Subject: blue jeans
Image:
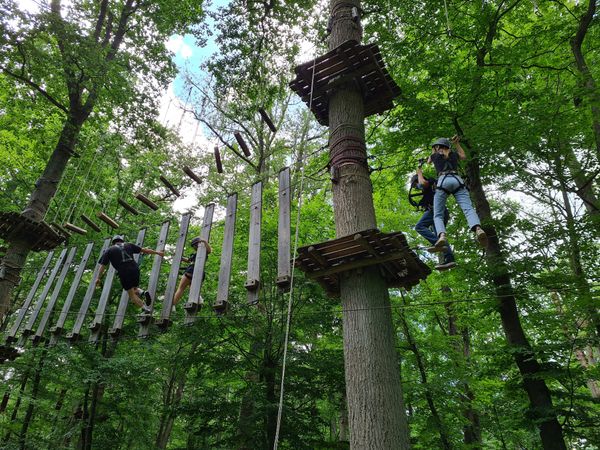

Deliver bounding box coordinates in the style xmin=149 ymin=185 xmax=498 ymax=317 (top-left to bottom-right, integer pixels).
xmin=415 ymin=208 xmax=454 ymax=263
xmin=433 ymin=174 xmax=481 ymax=235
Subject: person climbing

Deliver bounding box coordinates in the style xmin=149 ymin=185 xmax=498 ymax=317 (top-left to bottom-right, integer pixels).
xmin=172 ymin=236 xmax=212 ymax=312
xmin=412 ymin=161 xmax=456 ymax=271
xmin=428 ymin=135 xmax=487 ymax=251
xmin=95 ymin=235 xmax=165 ymax=313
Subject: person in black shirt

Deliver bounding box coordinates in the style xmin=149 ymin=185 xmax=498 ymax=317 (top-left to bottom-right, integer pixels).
xmin=427 ymin=136 xmax=488 ymax=251
xmin=95 ymin=235 xmax=165 ymax=313
xmin=413 ymin=164 xmax=456 ymax=271
xmin=172 ymin=236 xmax=212 ymax=311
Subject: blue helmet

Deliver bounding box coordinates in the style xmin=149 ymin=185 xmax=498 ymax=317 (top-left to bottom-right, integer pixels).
xmin=191 ymin=237 xmax=201 ymax=248
xmin=432 ymin=137 xmax=451 ymax=148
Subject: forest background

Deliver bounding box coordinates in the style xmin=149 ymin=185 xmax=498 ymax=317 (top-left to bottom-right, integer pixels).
xmin=0 ymin=0 xmax=599 ymax=449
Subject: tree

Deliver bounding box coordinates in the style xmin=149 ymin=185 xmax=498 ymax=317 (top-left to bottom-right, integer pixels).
xmin=0 ymin=0 xmax=206 ymax=324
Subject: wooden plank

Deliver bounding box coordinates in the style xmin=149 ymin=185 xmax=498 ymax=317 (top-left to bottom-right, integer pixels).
xmin=64 ymin=222 xmax=87 ymax=235
xmin=156 ymin=212 xmax=191 ymax=329
xmin=138 ymin=221 xmax=170 ymax=337
xmin=214 ymin=194 xmax=237 ymax=313
xmin=184 ymin=204 xmax=215 ymax=324
xmin=5 ymin=252 xmax=54 ymax=344
xmin=80 ymin=214 xmax=102 ymax=232
xmin=49 ymin=242 xmax=94 ymax=346
xmin=67 ymin=238 xmax=110 ymax=342
xmin=159 ymin=176 xmax=181 ymax=197
xmin=19 ymin=248 xmax=69 ymax=342
xmin=108 ymin=229 xmax=146 ymax=339
xmin=277 ymin=168 xmax=291 ymax=290
xmin=118 ymin=198 xmax=140 ymax=215
xmin=245 ymin=182 xmax=262 ymax=305
xmin=258 ymin=108 xmax=277 ymax=132
xmin=234 ymin=132 xmax=251 ymax=157
xmin=214 ymin=146 xmax=223 ymax=174
xmin=135 ymin=193 xmax=159 ymax=211
xmin=32 ymin=247 xmax=78 ymax=344
xmin=97 ymin=212 xmax=119 ymax=228
xmin=87 ymin=262 xmax=117 ymax=343
xmin=183 ymin=166 xmax=202 ymax=184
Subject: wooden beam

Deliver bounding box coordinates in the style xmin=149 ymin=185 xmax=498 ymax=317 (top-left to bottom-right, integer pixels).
xmin=18 ymin=248 xmax=69 ymax=343
xmin=277 ymin=168 xmax=291 ymax=290
xmin=5 ymin=252 xmax=54 ymax=344
xmin=80 ymin=214 xmax=101 ymax=232
xmin=258 ymin=108 xmax=277 ymax=132
xmin=234 ymin=132 xmax=251 ymax=157
xmin=67 ymin=238 xmax=110 ymax=342
xmin=183 ymin=166 xmax=202 ymax=184
xmin=184 ymin=204 xmax=215 ymax=324
xmin=49 ymin=242 xmax=94 ymax=346
xmin=214 ymin=193 xmax=237 ymax=313
xmin=156 ymin=212 xmax=191 ymax=329
xmin=118 ymin=198 xmax=140 ymax=215
xmin=214 ymin=146 xmax=223 ymax=173
xmin=96 ymin=212 xmax=119 ymax=228
xmin=88 ymin=258 xmax=118 ymax=343
xmin=64 ymin=222 xmax=87 ymax=235
xmin=159 ymin=175 xmax=181 ymax=197
xmin=138 ymin=221 xmax=170 ymax=337
xmin=32 ymin=247 xmax=78 ymax=345
xmin=135 ymin=193 xmax=159 ymax=211
xmin=246 ymin=182 xmax=262 ymax=305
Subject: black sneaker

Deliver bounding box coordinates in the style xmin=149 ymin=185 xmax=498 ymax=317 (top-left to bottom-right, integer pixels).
xmin=140 ymin=290 xmax=152 ymax=306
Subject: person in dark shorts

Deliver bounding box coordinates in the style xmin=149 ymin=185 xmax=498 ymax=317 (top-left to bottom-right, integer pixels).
xmin=95 ymin=235 xmax=165 ymax=313
xmin=172 ymin=236 xmax=212 ymax=311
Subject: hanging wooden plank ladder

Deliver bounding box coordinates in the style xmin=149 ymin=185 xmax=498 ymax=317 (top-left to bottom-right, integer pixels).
xmin=184 ymin=204 xmax=215 ymax=324
xmin=214 ymin=193 xmax=237 ymax=313
xmin=245 ymin=181 xmax=262 ymax=305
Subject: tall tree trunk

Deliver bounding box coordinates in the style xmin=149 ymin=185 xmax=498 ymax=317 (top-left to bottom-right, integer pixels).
xmin=264 ymin=357 xmax=277 ymax=450
xmin=0 ymin=117 xmax=83 ymax=325
xmin=461 ymin=141 xmax=566 ymax=450
xmin=571 ymin=0 xmax=600 ymax=161
xmin=557 ymin=167 xmax=600 ymax=340
xmin=328 ymin=1 xmax=410 ymax=447
xmin=564 ymin=148 xmax=600 ymax=221
xmin=18 ymin=349 xmax=48 ymax=450
xmin=2 ymin=370 xmax=30 ymax=445
xmin=399 ymin=309 xmax=452 ymax=449
xmin=444 ymin=294 xmax=481 ymax=448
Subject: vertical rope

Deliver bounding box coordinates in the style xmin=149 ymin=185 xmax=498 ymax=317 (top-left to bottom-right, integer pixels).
xmin=272 ymin=46 xmax=318 ymax=450
xmin=443 ymin=0 xmax=452 ymax=36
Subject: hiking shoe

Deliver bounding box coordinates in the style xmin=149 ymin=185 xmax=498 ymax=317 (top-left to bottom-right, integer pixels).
xmin=435 ymin=261 xmax=457 ymax=271
xmin=141 ymin=304 xmax=152 ymax=314
xmin=140 ymin=290 xmax=152 ymax=306
xmin=428 ymin=235 xmax=448 ymax=253
xmin=475 ymin=227 xmax=488 ymax=248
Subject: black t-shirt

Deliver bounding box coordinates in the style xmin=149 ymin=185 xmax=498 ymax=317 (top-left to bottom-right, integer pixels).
xmin=99 ymin=243 xmax=141 ymax=272
xmin=431 ymin=151 xmax=459 ymax=174
xmin=188 ymin=252 xmax=197 ymax=266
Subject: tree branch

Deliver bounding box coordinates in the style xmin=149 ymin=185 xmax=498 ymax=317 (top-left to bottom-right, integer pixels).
xmin=1 ymin=68 xmax=68 ymax=114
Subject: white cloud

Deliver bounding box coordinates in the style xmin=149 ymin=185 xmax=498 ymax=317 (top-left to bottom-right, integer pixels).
xmin=166 ymin=35 xmax=193 ymax=60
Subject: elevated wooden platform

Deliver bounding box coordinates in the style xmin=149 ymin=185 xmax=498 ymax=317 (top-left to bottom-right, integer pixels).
xmin=289 ymin=40 xmax=401 ymax=126
xmin=295 ymin=229 xmax=429 ymax=296
xmin=0 ymin=212 xmax=66 ymax=251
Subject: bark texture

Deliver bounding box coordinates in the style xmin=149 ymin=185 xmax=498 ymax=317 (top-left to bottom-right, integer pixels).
xmin=328 ymin=2 xmax=410 ymax=447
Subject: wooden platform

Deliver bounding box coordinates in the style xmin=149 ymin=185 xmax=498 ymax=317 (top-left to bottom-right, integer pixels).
xmin=295 ymin=229 xmax=430 ymax=296
xmin=289 ymin=40 xmax=401 ymax=126
xmin=0 ymin=212 xmax=66 ymax=251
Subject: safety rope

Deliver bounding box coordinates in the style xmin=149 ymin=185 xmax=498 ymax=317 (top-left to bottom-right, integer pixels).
xmin=272 ymin=43 xmax=319 ymax=450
